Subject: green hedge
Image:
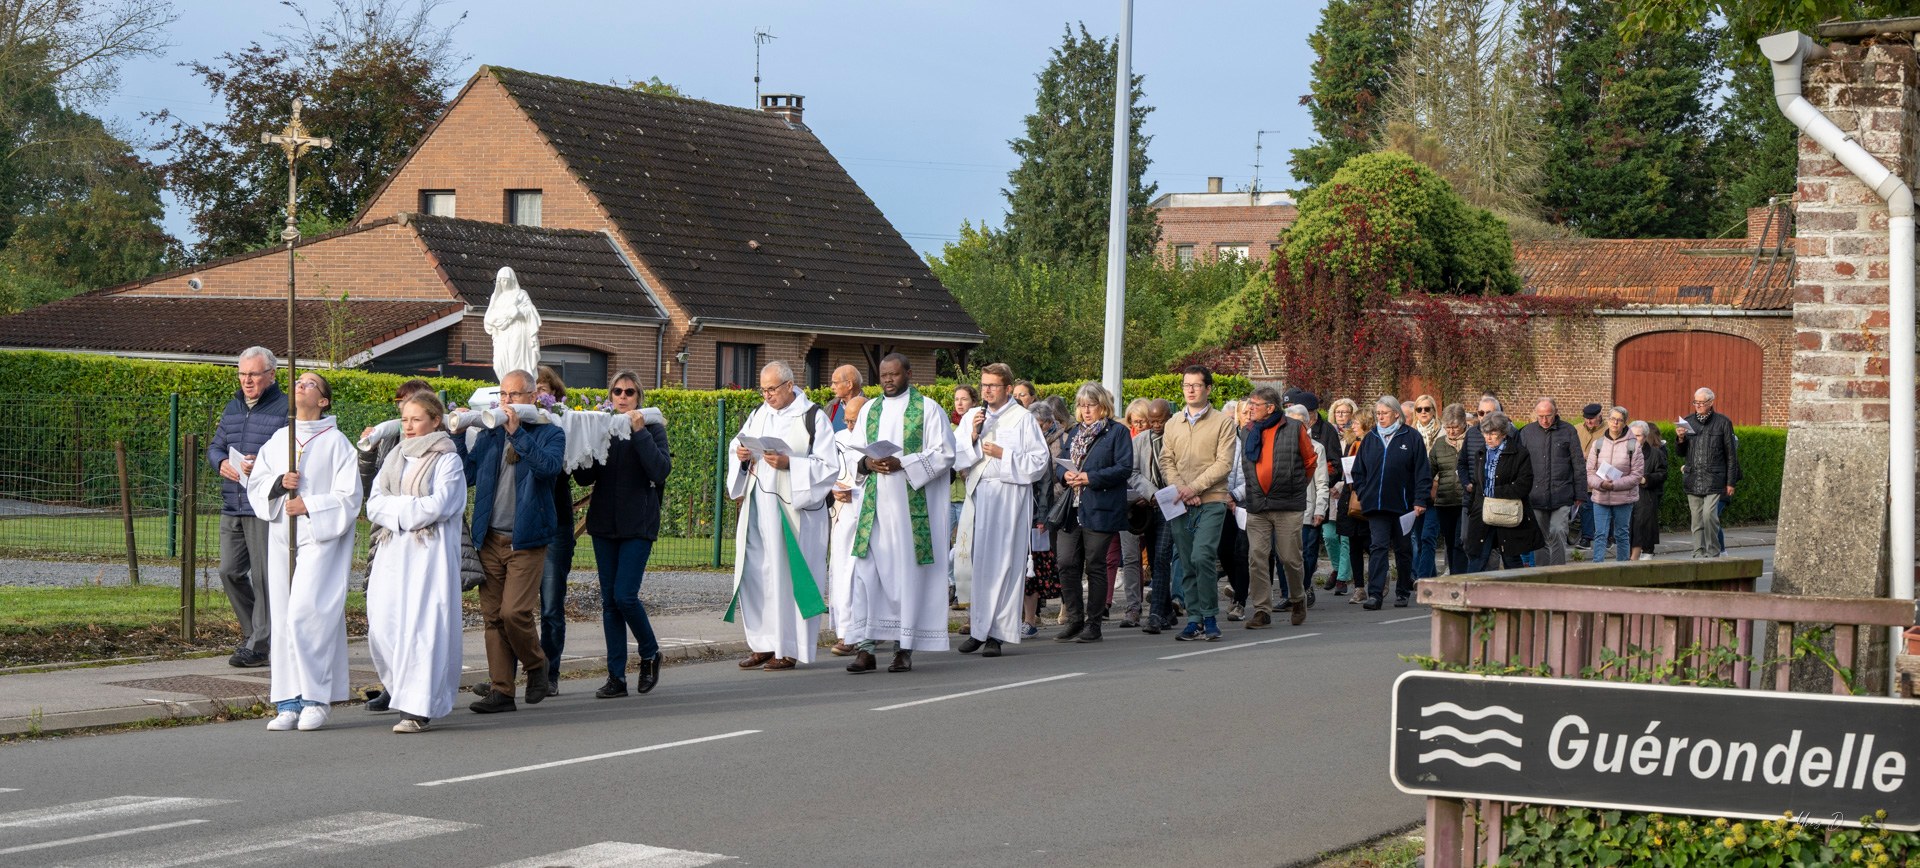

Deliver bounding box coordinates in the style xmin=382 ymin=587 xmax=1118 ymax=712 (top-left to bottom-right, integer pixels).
xmin=1653 ymin=423 xmax=1785 ymax=529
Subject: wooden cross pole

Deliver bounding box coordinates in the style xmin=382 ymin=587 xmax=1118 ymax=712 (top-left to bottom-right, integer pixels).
xmin=259 ymin=97 xmax=331 ymax=572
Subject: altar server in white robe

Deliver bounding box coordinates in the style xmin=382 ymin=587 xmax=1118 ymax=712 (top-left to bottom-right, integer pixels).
xmin=245 ymin=372 xmax=361 ymax=732
xmin=950 ymin=363 xmax=1050 ymax=658
xmin=825 ymin=435 xmax=863 ymax=657
xmin=726 ymin=363 xmax=838 ymax=669
xmin=363 ymin=391 xmax=466 ymax=733
xmin=844 ymin=353 xmax=955 ymax=674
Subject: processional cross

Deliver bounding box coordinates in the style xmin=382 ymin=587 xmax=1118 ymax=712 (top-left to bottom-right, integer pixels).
xmin=259 ymin=98 xmax=331 ymax=571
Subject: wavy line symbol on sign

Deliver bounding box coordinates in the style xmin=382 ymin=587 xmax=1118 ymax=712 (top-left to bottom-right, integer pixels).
xmin=1418 ymin=702 xmax=1524 ymax=771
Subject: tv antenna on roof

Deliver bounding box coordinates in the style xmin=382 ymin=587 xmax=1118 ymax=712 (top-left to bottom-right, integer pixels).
xmin=1251 ymin=129 xmax=1284 ymax=202
xmin=754 ymin=27 xmax=776 ymax=103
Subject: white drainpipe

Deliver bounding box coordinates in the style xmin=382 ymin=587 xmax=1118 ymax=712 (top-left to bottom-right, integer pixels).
xmin=1761 ymin=31 xmax=1917 ymax=695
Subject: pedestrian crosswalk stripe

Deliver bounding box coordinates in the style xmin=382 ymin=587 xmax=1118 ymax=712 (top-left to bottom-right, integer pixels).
xmin=47 ymin=811 xmax=475 ymax=868
xmin=0 ymin=819 xmax=207 ymax=857
xmin=0 ymin=797 xmax=230 ymax=830
xmin=486 ymin=842 xmax=732 ymax=867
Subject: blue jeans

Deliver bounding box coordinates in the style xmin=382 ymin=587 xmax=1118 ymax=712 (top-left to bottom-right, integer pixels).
xmin=592 ymin=536 xmax=659 ymax=682
xmin=1717 ymin=496 xmax=1728 ymax=552
xmin=1365 ymin=513 xmax=1415 ymax=601
xmin=1592 ymin=503 xmax=1634 ymax=562
xmin=1578 ymin=498 xmax=1595 ymax=546
xmin=1142 ymin=513 xmax=1176 ymax=627
xmin=1301 ymin=521 xmax=1323 ymax=585
xmin=1413 ymin=511 xmax=1436 ymax=578
xmin=540 ymin=532 xmax=574 ymax=683
xmin=276 ymin=698 xmax=324 ymax=713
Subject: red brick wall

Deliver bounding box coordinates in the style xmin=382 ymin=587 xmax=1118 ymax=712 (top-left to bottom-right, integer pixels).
xmin=1153 ymin=205 xmax=1297 ymax=260
xmin=121 ymin=222 xmax=448 ymax=301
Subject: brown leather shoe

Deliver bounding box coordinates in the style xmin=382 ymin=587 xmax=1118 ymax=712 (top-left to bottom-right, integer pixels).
xmin=887 ymin=651 xmax=913 ymax=673
xmin=738 ymin=651 xmax=776 ymax=669
xmin=1245 ymin=610 xmax=1272 ymax=629
xmin=846 ymin=650 xmax=876 ymax=673
xmin=829 ymin=642 xmax=856 ymax=657
xmin=1290 ymin=599 xmax=1307 ymax=626
xmin=762 ymin=656 xmax=797 ymax=671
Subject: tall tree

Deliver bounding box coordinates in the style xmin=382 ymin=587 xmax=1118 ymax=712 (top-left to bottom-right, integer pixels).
xmin=151 ymin=0 xmax=465 ymax=260
xmin=1289 ymin=0 xmax=1409 ymax=189
xmin=1002 ymin=23 xmax=1158 ymax=264
xmin=1533 ymin=0 xmax=1718 ymax=237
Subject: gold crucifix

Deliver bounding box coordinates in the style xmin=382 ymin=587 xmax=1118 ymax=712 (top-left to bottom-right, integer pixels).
xmin=259 ymin=97 xmax=332 ymax=573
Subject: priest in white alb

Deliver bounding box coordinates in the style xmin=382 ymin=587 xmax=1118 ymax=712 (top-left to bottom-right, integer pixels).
xmin=726 ymin=362 xmax=837 ymax=670
xmin=950 ymin=362 xmax=1050 ymax=658
xmin=245 ymin=372 xmax=362 ymax=732
xmin=843 ymin=353 xmax=955 ymax=674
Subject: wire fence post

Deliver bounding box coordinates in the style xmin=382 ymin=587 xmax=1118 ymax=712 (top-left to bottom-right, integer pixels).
xmin=167 ymin=392 xmax=180 ymax=558
xmin=711 ymin=396 xmax=726 ymax=568
xmin=180 ymin=433 xmax=198 ymax=641
xmin=115 ymin=439 xmax=139 ymax=586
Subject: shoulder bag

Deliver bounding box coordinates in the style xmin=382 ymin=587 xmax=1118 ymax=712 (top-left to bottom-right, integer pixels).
xmin=1482 ymin=496 xmax=1524 ymax=528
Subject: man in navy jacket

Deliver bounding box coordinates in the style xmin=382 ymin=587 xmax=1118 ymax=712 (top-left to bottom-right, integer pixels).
xmin=207 ymin=347 xmax=289 ymax=668
xmin=462 ymin=369 xmax=567 ymax=714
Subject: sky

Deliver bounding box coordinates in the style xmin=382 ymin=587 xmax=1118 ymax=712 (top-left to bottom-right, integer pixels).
xmin=98 ymin=0 xmax=1327 ymax=256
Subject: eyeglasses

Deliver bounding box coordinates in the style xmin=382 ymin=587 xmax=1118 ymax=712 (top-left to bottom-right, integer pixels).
xmin=501 ymin=390 xmax=533 ymax=399
xmin=610 ymin=387 xmax=638 ymax=397
xmin=1691 ymin=400 xmax=1711 ymax=406
xmin=759 ymin=380 xmax=792 ymax=396
xmin=294 ymin=380 xmax=321 ymax=391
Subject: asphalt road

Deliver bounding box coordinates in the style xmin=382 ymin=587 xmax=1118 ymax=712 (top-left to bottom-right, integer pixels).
xmin=0 ymin=598 xmax=1429 ymax=868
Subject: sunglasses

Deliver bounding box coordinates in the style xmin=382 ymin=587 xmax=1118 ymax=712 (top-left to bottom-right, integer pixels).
xmin=610 ymin=387 xmax=638 ymax=397
xmin=1415 ymin=406 xmax=1434 ymax=413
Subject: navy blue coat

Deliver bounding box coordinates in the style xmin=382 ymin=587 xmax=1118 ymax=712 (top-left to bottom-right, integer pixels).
xmin=1350 ymin=424 xmax=1433 ymax=516
xmin=207 ymin=383 xmax=289 ymax=516
xmin=574 ymin=422 xmax=672 ymax=540
xmin=461 ymin=422 xmax=567 ymax=551
xmin=1052 ymin=419 xmax=1134 ymax=534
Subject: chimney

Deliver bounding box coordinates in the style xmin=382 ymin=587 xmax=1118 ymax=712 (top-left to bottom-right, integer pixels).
xmin=759 ymin=93 xmax=806 ymax=129
xmin=1747 ymin=202 xmax=1792 ymax=250
xmin=1207 ymin=176 xmax=1223 ymax=194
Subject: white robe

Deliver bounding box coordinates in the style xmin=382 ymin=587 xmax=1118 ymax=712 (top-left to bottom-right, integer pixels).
xmin=952 ymin=402 xmax=1049 ymax=642
xmin=364 ymin=450 xmax=466 ymax=719
xmin=826 ymin=440 xmax=862 ymax=642
xmin=244 ymin=418 xmax=361 ymax=706
xmin=846 ymin=391 xmax=955 ymax=651
xmin=726 ymin=391 xmax=837 ymax=663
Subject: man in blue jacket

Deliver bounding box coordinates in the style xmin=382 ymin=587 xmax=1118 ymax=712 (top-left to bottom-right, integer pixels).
xmin=1349 ymin=395 xmax=1431 ymax=610
xmin=207 ymin=347 xmax=289 ymax=668
xmin=463 ymin=369 xmax=567 ymax=714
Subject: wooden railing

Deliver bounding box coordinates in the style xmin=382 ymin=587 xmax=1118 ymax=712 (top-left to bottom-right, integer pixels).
xmin=1414 ymin=559 xmax=1917 ymax=867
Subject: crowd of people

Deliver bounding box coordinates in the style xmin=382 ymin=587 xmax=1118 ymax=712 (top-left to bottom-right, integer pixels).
xmin=206 ymin=346 xmax=1743 ymax=734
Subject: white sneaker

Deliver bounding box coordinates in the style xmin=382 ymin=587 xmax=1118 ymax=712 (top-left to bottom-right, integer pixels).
xmin=266 ymin=711 xmax=299 ymax=731
xmin=392 ymin=718 xmax=430 ymax=734
xmin=1638 ymin=553 xmax=1654 ymax=561
xmin=296 ymin=705 xmax=330 ymax=731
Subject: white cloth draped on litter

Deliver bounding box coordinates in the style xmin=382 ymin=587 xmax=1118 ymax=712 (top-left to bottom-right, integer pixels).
xmin=244 ymin=417 xmax=360 ymax=707
xmin=725 ymin=390 xmax=836 ymax=663
xmin=364 ymin=443 xmax=467 ymax=720
xmin=844 ymin=391 xmax=955 ymax=651
xmin=951 ymin=402 xmax=1049 ymax=643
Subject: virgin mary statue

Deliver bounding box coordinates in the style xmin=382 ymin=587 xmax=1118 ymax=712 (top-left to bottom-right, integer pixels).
xmin=483 ymin=266 xmax=541 ymax=380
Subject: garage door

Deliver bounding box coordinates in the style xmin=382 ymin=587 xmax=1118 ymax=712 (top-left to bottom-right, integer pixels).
xmin=1613 ymin=331 xmax=1763 ymax=425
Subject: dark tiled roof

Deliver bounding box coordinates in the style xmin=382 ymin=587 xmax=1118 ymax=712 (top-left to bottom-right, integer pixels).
xmin=409 ymin=214 xmax=665 ymax=322
xmin=0 ymin=296 xmax=464 ymax=359
xmin=1516 ymin=239 xmax=1794 ymax=311
xmin=488 ymin=67 xmax=983 ymax=340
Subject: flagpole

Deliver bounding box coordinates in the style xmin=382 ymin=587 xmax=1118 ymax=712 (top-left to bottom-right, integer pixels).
xmin=1100 ymin=0 xmax=1133 ymax=404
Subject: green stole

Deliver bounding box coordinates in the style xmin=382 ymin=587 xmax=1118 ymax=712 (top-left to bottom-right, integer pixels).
xmin=723 ymin=488 xmax=828 ymax=623
xmin=852 ymin=387 xmax=933 ymax=565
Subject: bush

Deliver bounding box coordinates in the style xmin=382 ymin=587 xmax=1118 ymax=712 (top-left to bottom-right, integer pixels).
xmin=1499 ymin=806 xmax=1915 ymax=866
xmin=1652 ymin=423 xmax=1784 ymax=529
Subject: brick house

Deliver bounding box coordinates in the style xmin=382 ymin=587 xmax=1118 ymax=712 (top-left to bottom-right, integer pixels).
xmin=1151 ymin=177 xmax=1298 ymax=265
xmin=0 ymin=67 xmax=983 ymax=389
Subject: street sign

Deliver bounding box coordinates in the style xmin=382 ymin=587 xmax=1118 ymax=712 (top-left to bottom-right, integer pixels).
xmin=1390 ymin=671 xmax=1920 ymax=829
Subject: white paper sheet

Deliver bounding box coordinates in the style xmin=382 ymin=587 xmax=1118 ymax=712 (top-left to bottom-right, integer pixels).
xmin=1341 ymin=456 xmax=1357 ymax=479
xmin=1674 ymin=417 xmax=1696 ymax=434
xmin=845 ymin=439 xmax=902 ymax=459
xmin=1030 ymin=528 xmax=1052 ymax=552
xmin=1054 ymin=457 xmax=1078 ymax=474
xmin=1154 ymin=485 xmax=1187 ymax=520
xmin=1400 ymin=510 xmax=1418 ymax=535
xmin=1596 ymin=461 xmax=1622 ymax=482
xmin=1234 ymin=507 xmax=1249 ymax=530
xmin=737 ymin=435 xmax=790 ymax=458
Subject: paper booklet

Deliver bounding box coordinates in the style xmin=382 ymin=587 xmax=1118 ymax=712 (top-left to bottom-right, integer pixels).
xmin=1154 ymin=484 xmax=1187 ymax=520
xmin=844 ymin=439 xmax=903 ymax=459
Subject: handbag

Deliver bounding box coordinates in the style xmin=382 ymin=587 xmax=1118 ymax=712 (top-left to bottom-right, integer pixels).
xmin=1482 ymin=496 xmax=1524 ymax=528
xmin=1126 ymin=501 xmax=1153 ymax=535
xmin=1046 ymin=485 xmax=1073 ymax=529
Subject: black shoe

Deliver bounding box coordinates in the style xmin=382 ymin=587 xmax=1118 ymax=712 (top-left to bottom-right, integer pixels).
xmin=957 ymin=637 xmax=984 ymax=654
xmin=636 ymin=652 xmax=663 ymax=694
xmin=847 ymin=650 xmax=877 ymax=674
xmin=228 ymin=648 xmax=268 ymax=668
xmin=1307 ymin=589 xmax=1317 ymax=608
xmin=1076 ymin=621 xmax=1103 ymax=643
xmin=1141 ymin=620 xmax=1162 ymax=635
xmin=888 ymin=651 xmax=913 ymax=673
xmin=1052 ymin=622 xmax=1085 ymax=643
xmin=982 ymin=638 xmax=1003 ymax=657
xmin=1394 ymin=595 xmax=1410 ymax=608
xmin=524 ymin=668 xmax=551 ymax=705
xmin=364 ymin=689 xmax=392 ymax=713
xmin=470 ymin=690 xmax=516 ymax=714
xmin=594 ymin=678 xmax=628 ymax=699
xmin=1362 ymin=596 xmax=1384 ymax=611
xmin=1118 ymin=617 xmax=1139 ymax=628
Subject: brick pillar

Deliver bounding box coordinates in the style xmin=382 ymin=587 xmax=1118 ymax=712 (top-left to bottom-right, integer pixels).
xmin=1773 ymin=41 xmax=1919 ymax=684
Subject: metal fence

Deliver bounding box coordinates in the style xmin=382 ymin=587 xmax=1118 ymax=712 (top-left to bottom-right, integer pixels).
xmin=0 ymin=394 xmax=744 ymax=576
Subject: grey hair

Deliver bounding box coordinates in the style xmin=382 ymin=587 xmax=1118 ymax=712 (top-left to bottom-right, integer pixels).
xmin=1609 ymin=405 xmax=1630 ymax=422
xmin=761 ymin=360 xmax=795 ymax=384
xmin=238 ymin=346 xmax=278 ymax=370
xmin=1695 ymin=387 xmax=1716 ymax=401
xmin=1376 ymin=394 xmax=1402 ymax=421
xmin=1630 ymin=419 xmax=1664 ymax=447
xmin=1284 ymin=404 xmax=1310 ymax=422
xmin=1480 ymin=412 xmax=1512 ymax=437
xmin=1074 ymin=381 xmax=1115 ymax=418
xmin=1479 ymin=393 xmax=1503 ymax=412
xmin=502 ymin=369 xmax=535 ymax=390
xmin=1441 ymin=403 xmax=1468 ymax=428
xmin=1029 ymin=403 xmax=1057 ymax=425
xmin=834 ymin=364 xmax=865 ymax=388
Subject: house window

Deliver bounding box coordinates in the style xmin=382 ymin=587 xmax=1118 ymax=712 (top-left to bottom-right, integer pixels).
xmin=1216 ymin=243 xmax=1250 ymax=261
xmin=506 ymin=189 xmax=543 ymax=227
xmin=420 ymin=190 xmax=455 ymax=217
xmin=1174 ymin=244 xmax=1195 ymax=267
xmin=805 ymin=348 xmax=829 ymax=389
xmin=716 ymin=343 xmax=759 ymax=390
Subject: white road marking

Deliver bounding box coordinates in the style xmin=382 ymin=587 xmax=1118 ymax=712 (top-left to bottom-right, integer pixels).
xmin=48 ymin=811 xmax=473 ymax=868
xmin=870 ymin=673 xmax=1085 ymax=712
xmin=487 ymin=842 xmax=732 ymax=867
xmin=1379 ymin=614 xmax=1430 ymax=625
xmin=0 ymin=797 xmax=230 ymax=830
xmin=0 ymin=789 xmax=17 ymax=794
xmin=1158 ymin=633 xmax=1320 ymax=660
xmin=0 ymin=819 xmax=206 ymax=857
xmin=416 ymin=730 xmax=761 ymax=787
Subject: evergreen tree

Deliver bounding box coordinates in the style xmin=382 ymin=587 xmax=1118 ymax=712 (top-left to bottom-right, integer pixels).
xmin=1702 ymin=67 xmax=1796 ymax=236
xmin=1535 ymin=0 xmax=1717 ymax=237
xmin=1002 ymin=23 xmax=1158 ymax=263
xmin=1289 ymin=0 xmax=1408 ymax=189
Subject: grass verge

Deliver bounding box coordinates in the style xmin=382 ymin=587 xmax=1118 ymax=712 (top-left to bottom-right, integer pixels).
xmin=1305 ymin=826 xmax=1424 ymax=868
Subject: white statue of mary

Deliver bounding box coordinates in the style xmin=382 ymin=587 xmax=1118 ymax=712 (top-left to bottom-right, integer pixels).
xmin=482 ymin=266 xmax=542 ymax=381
